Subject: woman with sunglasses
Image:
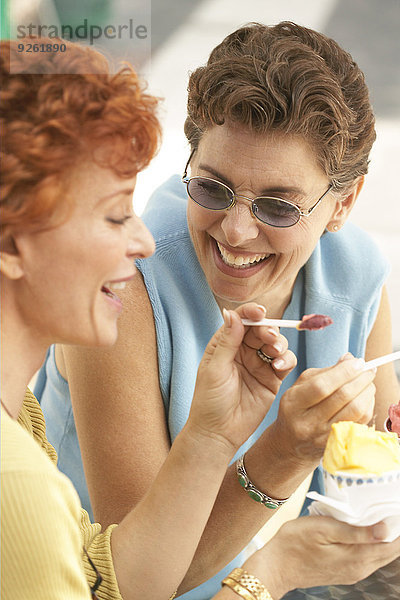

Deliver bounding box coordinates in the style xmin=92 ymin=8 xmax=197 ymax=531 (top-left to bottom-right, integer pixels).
xmin=35 ymin=22 xmax=399 ymax=599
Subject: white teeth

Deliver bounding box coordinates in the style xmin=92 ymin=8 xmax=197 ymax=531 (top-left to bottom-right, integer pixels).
xmin=217 ymin=242 xmax=270 ymax=268
xmin=110 ymin=281 xmax=126 ymax=290
xmin=104 ymin=281 xmax=127 ymax=290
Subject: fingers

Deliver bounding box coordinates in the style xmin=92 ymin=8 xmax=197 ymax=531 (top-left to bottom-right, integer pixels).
xmin=240 ymin=307 xmax=294 ymax=373
xmin=226 ymin=303 xmax=295 ymax=374
xmin=248 ymin=328 xmax=296 ymax=380
xmin=271 ymin=349 xmax=297 ymax=379
xmin=202 ymin=309 xmax=245 ymax=369
xmin=234 ymin=302 xmax=266 ymax=322
xmin=329 ymin=381 xmax=376 ymax=425
xmin=202 ymin=304 xmax=295 ymax=383
xmin=312 ymin=369 xmax=376 ymax=424
xmin=309 ymin=517 xmax=400 ymax=583
xmin=234 ymin=302 xmax=282 ymax=349
xmin=293 ymin=356 xmax=371 ymax=411
xmin=307 ymin=516 xmax=389 ymax=544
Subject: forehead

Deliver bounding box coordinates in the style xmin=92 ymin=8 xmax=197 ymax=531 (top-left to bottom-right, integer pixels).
xmin=195 ymin=123 xmax=325 ymax=186
xmin=64 ymin=160 xmax=136 ymax=210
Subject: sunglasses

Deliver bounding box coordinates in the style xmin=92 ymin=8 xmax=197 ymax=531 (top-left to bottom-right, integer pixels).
xmin=182 ymin=151 xmax=332 ymax=228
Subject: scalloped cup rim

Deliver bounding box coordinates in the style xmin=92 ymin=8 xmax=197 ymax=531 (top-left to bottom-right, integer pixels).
xmin=324 ymin=467 xmax=400 ymax=479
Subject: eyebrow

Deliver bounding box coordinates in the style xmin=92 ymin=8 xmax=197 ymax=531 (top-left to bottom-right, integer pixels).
xmin=198 ymin=164 xmax=305 ymax=197
xmin=100 ymin=189 xmax=135 ymax=202
xmin=98 ymin=188 xmax=135 ymax=204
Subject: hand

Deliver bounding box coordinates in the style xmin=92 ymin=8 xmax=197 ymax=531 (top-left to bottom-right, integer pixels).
xmin=271 ymin=353 xmax=376 ymax=465
xmin=243 ymin=517 xmax=400 ymax=599
xmin=186 ymin=303 xmax=296 ymax=456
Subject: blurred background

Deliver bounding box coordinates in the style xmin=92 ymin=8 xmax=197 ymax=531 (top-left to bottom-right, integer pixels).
xmin=3 ymin=0 xmax=400 ymax=369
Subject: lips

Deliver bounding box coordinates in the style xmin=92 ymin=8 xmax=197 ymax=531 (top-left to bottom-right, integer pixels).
xmin=101 ymin=276 xmax=133 ymax=311
xmin=212 ymin=239 xmax=272 ymax=278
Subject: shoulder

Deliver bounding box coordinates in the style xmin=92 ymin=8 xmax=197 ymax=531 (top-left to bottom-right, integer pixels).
xmin=140 ymin=175 xmax=189 ymax=245
xmin=321 ymin=222 xmax=386 ymax=263
xmin=307 ymin=222 xmax=390 ymax=307
xmin=1 ymin=409 xmax=89 ymax=598
xmin=2 ymin=401 xmax=78 ymax=498
xmin=137 ymin=176 xmax=201 ymax=285
xmin=19 ymin=388 xmax=59 ymax=462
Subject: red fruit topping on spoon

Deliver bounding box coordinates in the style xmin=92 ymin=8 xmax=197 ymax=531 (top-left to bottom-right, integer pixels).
xmin=297 ymin=314 xmax=333 ymax=331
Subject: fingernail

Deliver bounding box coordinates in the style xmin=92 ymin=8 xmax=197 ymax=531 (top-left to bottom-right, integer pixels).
xmin=256 ymin=304 xmax=266 ymax=315
xmin=273 ymin=341 xmax=283 ymax=353
xmin=372 ymin=522 xmax=387 ymax=540
xmin=267 ymin=327 xmax=279 ymax=338
xmin=273 ymin=358 xmax=285 ymax=370
xmin=339 ymin=352 xmax=353 ymax=361
xmin=222 ymin=308 xmax=232 ymax=328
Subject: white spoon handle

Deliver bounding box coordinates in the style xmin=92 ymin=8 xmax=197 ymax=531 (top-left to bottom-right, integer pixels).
xmin=241 ymin=318 xmax=301 ymax=328
xmin=363 ymin=350 xmax=400 ymax=371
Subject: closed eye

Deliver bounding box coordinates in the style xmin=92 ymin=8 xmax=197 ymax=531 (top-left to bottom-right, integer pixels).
xmin=106 ymin=216 xmax=133 ymax=225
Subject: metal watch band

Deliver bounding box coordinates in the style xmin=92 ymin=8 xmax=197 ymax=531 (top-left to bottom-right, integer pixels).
xmin=222 ymin=567 xmax=274 ymax=600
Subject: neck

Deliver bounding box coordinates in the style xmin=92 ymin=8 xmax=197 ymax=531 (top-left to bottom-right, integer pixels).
xmin=215 ymin=282 xmax=294 ymax=319
xmin=1 ymin=294 xmax=49 ymax=419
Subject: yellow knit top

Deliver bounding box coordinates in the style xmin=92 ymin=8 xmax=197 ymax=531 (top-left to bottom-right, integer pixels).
xmin=1 ymin=389 xmax=123 ymax=599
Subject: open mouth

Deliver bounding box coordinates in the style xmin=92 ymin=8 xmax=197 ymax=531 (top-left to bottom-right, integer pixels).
xmin=101 ymin=280 xmax=128 ymax=309
xmin=215 ymin=240 xmax=271 ymax=269
xmin=101 ymin=280 xmax=126 ymax=296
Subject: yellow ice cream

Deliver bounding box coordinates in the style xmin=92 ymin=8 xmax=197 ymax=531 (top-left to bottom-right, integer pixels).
xmin=323 ymin=421 xmax=400 ymax=475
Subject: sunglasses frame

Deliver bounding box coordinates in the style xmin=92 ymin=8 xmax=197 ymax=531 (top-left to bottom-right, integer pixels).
xmin=182 ymin=150 xmax=332 ymax=228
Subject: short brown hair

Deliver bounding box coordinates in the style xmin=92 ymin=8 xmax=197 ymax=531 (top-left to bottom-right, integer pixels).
xmin=185 ymin=22 xmax=375 ymax=189
xmin=0 ymin=38 xmax=161 ymax=238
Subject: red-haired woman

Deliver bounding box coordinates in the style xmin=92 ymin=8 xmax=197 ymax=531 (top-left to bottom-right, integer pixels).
xmin=1 ymin=38 xmax=399 ymax=600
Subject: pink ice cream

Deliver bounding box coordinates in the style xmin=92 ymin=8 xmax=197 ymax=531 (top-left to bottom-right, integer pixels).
xmin=388 ymin=403 xmax=400 ymax=435
xmin=297 ymin=314 xmax=333 ymax=331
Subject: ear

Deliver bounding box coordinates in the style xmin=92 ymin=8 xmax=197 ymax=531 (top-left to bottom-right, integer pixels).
xmin=326 ymin=176 xmax=364 ymax=233
xmin=0 ymin=235 xmax=25 ymax=280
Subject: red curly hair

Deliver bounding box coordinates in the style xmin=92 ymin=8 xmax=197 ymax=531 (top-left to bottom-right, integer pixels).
xmin=0 ymin=38 xmax=161 ymax=238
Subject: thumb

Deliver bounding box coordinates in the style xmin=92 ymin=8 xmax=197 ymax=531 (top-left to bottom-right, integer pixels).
xmin=205 ymin=308 xmax=244 ymax=369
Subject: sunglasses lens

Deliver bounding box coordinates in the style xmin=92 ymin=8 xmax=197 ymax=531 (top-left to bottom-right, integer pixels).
xmin=187 ymin=178 xmax=233 ymax=210
xmin=254 ymin=198 xmax=300 ymax=227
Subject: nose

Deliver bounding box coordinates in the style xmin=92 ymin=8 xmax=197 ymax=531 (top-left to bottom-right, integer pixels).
xmin=220 ymin=198 xmax=259 ymax=246
xmin=127 ymin=214 xmax=156 ymax=259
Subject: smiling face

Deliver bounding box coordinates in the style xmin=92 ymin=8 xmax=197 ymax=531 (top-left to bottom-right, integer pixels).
xmin=186 ymin=124 xmax=343 ymax=315
xmin=11 ymin=160 xmax=155 ymax=347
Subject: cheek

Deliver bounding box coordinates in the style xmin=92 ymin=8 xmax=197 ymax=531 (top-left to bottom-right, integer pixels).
xmin=266 ymin=223 xmax=319 ymax=255
xmin=187 ymin=202 xmax=219 ymax=235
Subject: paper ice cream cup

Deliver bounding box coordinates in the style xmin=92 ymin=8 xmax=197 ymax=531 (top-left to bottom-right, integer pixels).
xmin=323 ymin=465 xmax=400 ymax=495
xmin=307 ymin=464 xmax=400 ymax=541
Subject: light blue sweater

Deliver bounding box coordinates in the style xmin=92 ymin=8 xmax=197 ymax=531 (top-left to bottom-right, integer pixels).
xmin=36 ymin=175 xmax=389 ymax=600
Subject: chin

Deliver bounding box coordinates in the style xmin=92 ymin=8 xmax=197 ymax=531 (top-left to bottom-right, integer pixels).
xmin=95 ymin=325 xmax=119 ymax=347
xmin=78 ymin=320 xmax=119 ymax=348
xmin=211 ymin=282 xmax=256 ymax=305
xmin=214 ymin=292 xmax=258 ymax=308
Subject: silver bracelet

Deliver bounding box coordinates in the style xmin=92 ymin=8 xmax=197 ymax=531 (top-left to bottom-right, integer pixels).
xmin=236 ymin=454 xmax=289 ymax=509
